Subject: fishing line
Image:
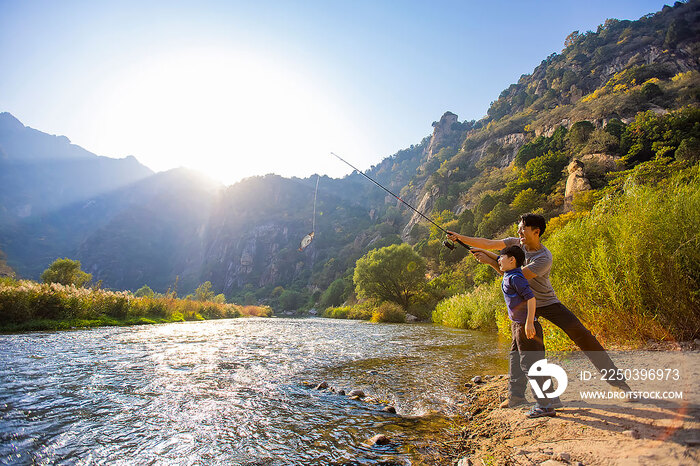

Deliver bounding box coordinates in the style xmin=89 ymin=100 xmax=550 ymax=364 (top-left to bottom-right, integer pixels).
xmin=330 ymin=152 xmax=471 ymax=251
xmin=312 ymin=174 xmax=319 ymax=232
xmin=298 ymin=175 xmax=320 ymax=252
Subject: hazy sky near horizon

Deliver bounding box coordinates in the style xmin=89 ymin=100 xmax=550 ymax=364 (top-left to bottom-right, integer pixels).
xmin=0 ymin=0 xmax=669 ymax=185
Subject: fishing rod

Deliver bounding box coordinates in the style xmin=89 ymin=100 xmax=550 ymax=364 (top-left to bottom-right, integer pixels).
xmin=330 ymin=152 xmax=471 ymax=251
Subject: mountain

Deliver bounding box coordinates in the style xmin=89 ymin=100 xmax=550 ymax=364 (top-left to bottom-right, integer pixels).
xmin=0 ymin=114 xmax=219 ymax=282
xmin=0 ymin=112 xmax=153 ymax=222
xmin=0 ymin=1 xmax=698 ymax=309
xmin=398 ymin=0 xmax=700 ymax=240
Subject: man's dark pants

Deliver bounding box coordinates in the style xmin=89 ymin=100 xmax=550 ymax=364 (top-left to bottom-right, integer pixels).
xmin=509 ymin=320 xmax=551 ymax=407
xmin=536 ymin=302 xmax=625 ymax=387
xmin=510 ymin=302 xmax=626 ymax=401
xmin=510 ymin=303 xmax=629 ymax=398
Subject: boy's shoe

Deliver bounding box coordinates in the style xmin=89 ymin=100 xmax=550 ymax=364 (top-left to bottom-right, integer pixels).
xmin=499 ymin=396 xmax=527 ymax=408
xmin=526 ymin=404 xmax=556 ymax=418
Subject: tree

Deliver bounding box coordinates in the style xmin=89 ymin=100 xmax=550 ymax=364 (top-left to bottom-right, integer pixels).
xmin=194 ymin=281 xmax=216 ymax=301
xmin=475 ymin=194 xmax=497 ymax=223
xmin=353 ymin=243 xmax=427 ymax=310
xmin=568 ymin=121 xmax=595 ymax=148
xmin=279 ymin=289 xmax=303 ymax=310
xmin=512 ymin=151 xmax=569 ymax=194
xmin=564 ymin=30 xmax=581 ymax=48
xmin=675 ymin=137 xmax=700 ymax=164
xmin=40 ymin=258 xmax=92 ymax=287
xmin=476 ymin=202 xmax=515 ymax=238
xmin=319 ymin=278 xmax=348 ymax=309
xmin=135 ymin=285 xmax=155 ymax=298
xmin=510 ymin=188 xmax=544 ymax=215
xmin=582 ymin=128 xmax=620 ymax=154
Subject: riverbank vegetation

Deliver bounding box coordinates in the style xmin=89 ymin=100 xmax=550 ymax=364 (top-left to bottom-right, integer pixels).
xmin=0 ymin=277 xmax=271 ymax=333
xmin=331 ymin=105 xmax=699 ymax=342
xmin=431 ymin=158 xmax=700 ymax=347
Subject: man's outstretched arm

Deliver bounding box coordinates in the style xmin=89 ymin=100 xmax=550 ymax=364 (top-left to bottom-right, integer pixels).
xmin=445 ymin=231 xmax=506 ymax=250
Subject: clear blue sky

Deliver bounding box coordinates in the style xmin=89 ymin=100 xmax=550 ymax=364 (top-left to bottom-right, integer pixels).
xmin=0 ymin=0 xmax=670 ymax=184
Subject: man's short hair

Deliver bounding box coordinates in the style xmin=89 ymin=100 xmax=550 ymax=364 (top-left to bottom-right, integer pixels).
xmin=501 ymin=245 xmax=526 ymax=268
xmin=519 ymin=213 xmax=546 ymax=236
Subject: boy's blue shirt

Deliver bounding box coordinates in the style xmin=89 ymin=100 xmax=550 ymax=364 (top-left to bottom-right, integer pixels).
xmin=502 ymin=267 xmax=536 ymax=324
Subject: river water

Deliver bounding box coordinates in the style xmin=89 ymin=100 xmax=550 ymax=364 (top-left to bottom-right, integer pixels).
xmin=0 ymin=318 xmax=507 ymax=465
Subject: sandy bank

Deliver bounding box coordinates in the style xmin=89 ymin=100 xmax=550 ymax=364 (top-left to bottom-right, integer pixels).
xmin=417 ymin=351 xmax=699 ymax=465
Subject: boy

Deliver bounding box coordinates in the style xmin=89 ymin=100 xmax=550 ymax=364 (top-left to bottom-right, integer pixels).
xmin=498 ymin=244 xmax=556 ymax=418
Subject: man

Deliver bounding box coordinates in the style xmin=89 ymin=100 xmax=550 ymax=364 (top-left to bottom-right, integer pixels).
xmin=447 ymin=213 xmax=633 ymax=405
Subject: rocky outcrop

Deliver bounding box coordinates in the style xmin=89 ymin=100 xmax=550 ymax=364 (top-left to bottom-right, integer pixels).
xmin=565 ymin=159 xmax=591 ymax=201
xmin=402 ymin=185 xmax=440 ymax=239
xmin=580 ymin=153 xmax=619 ymax=173
xmin=475 ymin=132 xmax=526 ymax=167
xmin=427 ymin=111 xmax=460 ymax=157
xmin=215 ymin=223 xmax=292 ymax=290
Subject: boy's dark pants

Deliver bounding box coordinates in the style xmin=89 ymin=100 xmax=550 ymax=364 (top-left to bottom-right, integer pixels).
xmin=509 ymin=320 xmax=551 ymax=407
xmin=536 ymin=302 xmax=625 ymax=387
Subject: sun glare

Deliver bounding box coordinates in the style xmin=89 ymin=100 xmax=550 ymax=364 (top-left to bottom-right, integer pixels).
xmin=88 ymin=47 xmax=367 ymax=184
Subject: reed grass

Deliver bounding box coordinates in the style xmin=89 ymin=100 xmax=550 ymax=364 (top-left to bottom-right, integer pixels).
xmin=0 ymin=279 xmax=271 ymax=332
xmin=432 ymin=163 xmax=700 ymax=346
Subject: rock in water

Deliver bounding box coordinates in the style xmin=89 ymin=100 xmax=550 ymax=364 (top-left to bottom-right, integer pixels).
xmin=471 ymin=376 xmax=482 ymax=384
xmin=315 ymin=382 xmax=328 ymax=390
xmin=366 ymin=434 xmax=390 ymax=446
xmin=382 ymin=406 xmax=397 ymax=414
xmin=348 ymin=389 xmax=365 ymax=398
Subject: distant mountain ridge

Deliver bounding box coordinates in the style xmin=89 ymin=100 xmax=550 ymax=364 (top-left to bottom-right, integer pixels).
xmin=0 ymin=112 xmax=154 ymax=222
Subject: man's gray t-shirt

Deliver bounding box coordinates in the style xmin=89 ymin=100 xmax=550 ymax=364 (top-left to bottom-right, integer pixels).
xmin=503 ymin=237 xmax=560 ymax=307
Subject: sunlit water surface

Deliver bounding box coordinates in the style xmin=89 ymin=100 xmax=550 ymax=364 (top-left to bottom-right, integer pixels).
xmin=0 ymin=318 xmax=507 ymax=465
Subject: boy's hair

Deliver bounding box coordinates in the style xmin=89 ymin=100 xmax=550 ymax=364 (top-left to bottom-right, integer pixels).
xmin=519 ymin=213 xmax=547 ymax=236
xmin=501 ymin=245 xmax=526 ymax=268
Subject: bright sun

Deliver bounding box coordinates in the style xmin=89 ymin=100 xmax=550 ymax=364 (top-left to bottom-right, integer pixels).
xmin=88 ymin=47 xmax=367 ymax=184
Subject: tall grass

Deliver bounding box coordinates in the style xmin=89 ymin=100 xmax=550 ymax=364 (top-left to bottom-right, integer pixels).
xmin=432 ymin=280 xmax=501 ymax=331
xmin=547 ymin=165 xmax=700 ymax=342
xmin=433 ymin=164 xmax=700 ymax=346
xmin=0 ymin=279 xmax=271 ymax=332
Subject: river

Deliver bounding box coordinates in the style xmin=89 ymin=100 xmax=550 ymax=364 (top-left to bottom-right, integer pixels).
xmin=0 ymin=318 xmax=508 ymax=465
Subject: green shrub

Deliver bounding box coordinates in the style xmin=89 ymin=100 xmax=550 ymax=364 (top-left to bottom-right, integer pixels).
xmin=370 ymin=302 xmax=406 ymax=323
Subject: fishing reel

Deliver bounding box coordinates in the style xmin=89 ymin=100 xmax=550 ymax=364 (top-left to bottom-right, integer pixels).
xmin=443 ymin=236 xmax=472 ymax=252
xmin=442 ymin=239 xmax=456 ymax=250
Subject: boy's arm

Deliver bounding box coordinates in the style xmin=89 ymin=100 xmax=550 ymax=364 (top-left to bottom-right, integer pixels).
xmin=525 ymin=297 xmax=537 ymax=339
xmin=469 ymin=247 xmax=503 ymax=275
xmin=512 ymin=274 xmax=537 ymax=339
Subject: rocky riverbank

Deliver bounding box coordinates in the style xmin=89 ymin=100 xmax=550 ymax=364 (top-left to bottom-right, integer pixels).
xmin=416 ymin=371 xmax=699 ymax=465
